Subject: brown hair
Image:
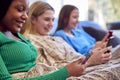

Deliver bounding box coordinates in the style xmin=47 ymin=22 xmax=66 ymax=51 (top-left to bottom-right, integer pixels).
xmin=56 ymin=5 xmax=78 ymax=31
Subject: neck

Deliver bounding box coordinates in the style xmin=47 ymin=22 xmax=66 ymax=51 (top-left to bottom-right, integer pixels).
xmin=0 ymin=22 xmax=21 ymax=40
xmin=31 ymin=32 xmax=49 ymax=37
xmin=3 ymin=31 xmax=21 ymax=40
xmin=64 ymin=28 xmax=74 ymax=36
xmin=0 ymin=22 xmax=6 ymax=32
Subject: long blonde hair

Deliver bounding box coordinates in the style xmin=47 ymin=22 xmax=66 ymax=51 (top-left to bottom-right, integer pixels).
xmin=21 ymin=1 xmax=54 ymax=36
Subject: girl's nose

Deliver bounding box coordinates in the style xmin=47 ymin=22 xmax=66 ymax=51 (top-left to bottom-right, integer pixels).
xmin=76 ymin=19 xmax=79 ymax=23
xmin=22 ymin=12 xmax=28 ymax=20
xmin=49 ymin=20 xmax=54 ymax=26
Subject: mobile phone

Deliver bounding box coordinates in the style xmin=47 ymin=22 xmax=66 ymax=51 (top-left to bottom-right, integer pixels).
xmin=105 ymin=30 xmax=114 ymax=53
xmin=106 ymin=30 xmax=113 ymax=41
xmin=107 ymin=30 xmax=114 ymax=43
xmin=108 ymin=30 xmax=113 ymax=38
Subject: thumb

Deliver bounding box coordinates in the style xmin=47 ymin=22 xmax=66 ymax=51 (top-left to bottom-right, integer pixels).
xmin=74 ymin=57 xmax=86 ymax=64
xmin=102 ymin=33 xmax=109 ymax=42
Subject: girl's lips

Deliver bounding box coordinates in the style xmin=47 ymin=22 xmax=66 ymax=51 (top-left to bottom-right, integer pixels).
xmin=73 ymin=23 xmax=78 ymax=27
xmin=16 ymin=20 xmax=25 ymax=27
xmin=16 ymin=19 xmax=25 ymax=24
xmin=45 ymin=27 xmax=51 ymax=32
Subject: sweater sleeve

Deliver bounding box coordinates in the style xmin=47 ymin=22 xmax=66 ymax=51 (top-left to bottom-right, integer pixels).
xmin=0 ymin=55 xmax=69 ymax=80
xmin=17 ymin=67 xmax=69 ymax=80
xmin=0 ymin=55 xmax=13 ymax=80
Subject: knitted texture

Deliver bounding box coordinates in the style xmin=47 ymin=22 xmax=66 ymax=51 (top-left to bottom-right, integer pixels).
xmin=0 ymin=32 xmax=69 ymax=80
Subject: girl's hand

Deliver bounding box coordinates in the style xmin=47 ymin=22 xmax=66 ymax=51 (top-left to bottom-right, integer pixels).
xmin=94 ymin=32 xmax=112 ymax=49
xmin=85 ymin=46 xmax=112 ymax=67
xmin=94 ymin=41 xmax=107 ymax=49
xmin=66 ymin=57 xmax=86 ymax=77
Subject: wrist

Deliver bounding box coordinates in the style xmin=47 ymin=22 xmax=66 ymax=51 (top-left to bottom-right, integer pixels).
xmin=84 ymin=61 xmax=91 ymax=67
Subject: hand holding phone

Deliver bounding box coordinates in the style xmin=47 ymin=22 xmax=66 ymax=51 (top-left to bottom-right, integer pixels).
xmin=105 ymin=30 xmax=113 ymax=53
xmin=108 ymin=30 xmax=113 ymax=38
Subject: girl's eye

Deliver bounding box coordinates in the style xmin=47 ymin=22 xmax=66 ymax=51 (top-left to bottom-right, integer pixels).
xmin=18 ymin=8 xmax=24 ymax=12
xmin=44 ymin=17 xmax=54 ymax=22
xmin=17 ymin=6 xmax=25 ymax=12
xmin=73 ymin=16 xmax=78 ymax=19
xmin=52 ymin=18 xmax=54 ymax=21
xmin=45 ymin=18 xmax=50 ymax=21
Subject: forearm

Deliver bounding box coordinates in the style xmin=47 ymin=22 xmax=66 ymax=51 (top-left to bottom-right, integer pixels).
xmin=0 ymin=54 xmax=69 ymax=80
xmin=0 ymin=56 xmax=14 ymax=80
xmin=17 ymin=67 xmax=69 ymax=80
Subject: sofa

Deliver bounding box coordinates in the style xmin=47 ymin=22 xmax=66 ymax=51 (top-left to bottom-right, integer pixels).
xmin=50 ymin=19 xmax=120 ymax=48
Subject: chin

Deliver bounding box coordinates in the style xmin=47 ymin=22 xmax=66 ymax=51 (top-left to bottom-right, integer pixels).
xmin=44 ymin=33 xmax=49 ymax=35
xmin=16 ymin=30 xmax=21 ymax=33
xmin=71 ymin=28 xmax=76 ymax=30
xmin=13 ymin=29 xmax=21 ymax=33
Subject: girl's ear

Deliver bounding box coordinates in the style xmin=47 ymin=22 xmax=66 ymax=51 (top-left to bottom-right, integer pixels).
xmin=31 ymin=16 xmax=37 ymax=24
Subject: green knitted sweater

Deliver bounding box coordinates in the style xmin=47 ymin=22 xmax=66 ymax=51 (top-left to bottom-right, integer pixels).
xmin=0 ymin=32 xmax=69 ymax=80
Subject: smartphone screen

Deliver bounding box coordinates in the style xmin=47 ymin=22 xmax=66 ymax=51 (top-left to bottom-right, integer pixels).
xmin=105 ymin=30 xmax=113 ymax=42
xmin=105 ymin=30 xmax=114 ymax=53
xmin=107 ymin=30 xmax=113 ymax=39
xmin=108 ymin=30 xmax=114 ymax=42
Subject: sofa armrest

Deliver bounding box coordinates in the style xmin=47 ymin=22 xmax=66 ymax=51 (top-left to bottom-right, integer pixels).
xmin=82 ymin=26 xmax=120 ymax=48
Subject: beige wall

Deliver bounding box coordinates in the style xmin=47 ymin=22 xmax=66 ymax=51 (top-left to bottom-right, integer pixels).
xmin=29 ymin=0 xmax=88 ymax=21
